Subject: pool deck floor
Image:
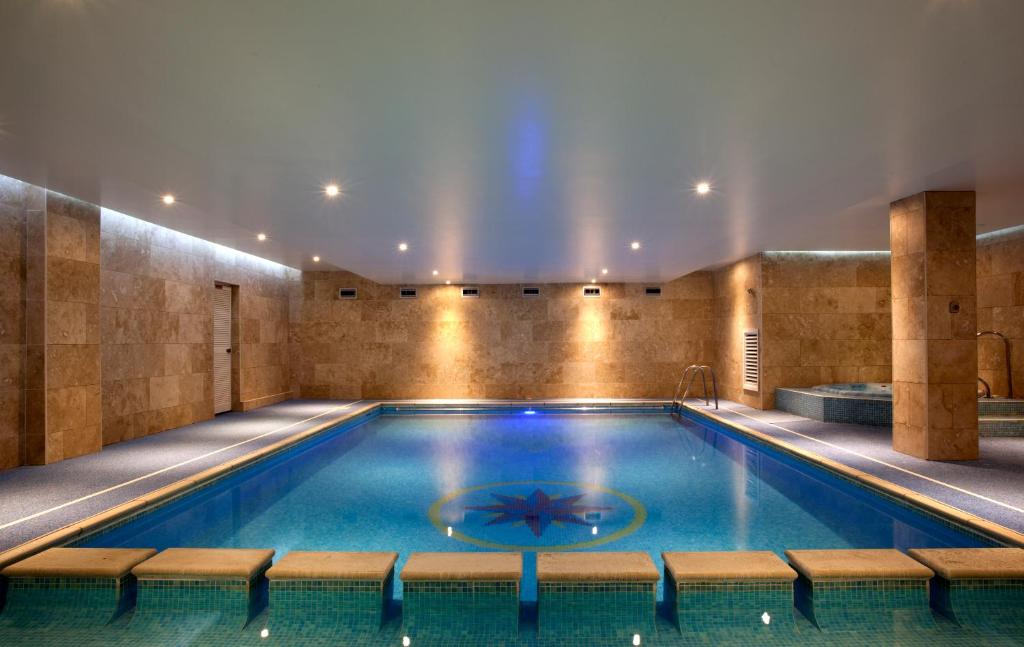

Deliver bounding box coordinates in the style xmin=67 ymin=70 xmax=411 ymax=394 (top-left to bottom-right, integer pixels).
xmin=2 ymin=397 xmax=1024 ymax=557
xmin=701 ymin=400 xmax=1024 ymax=537
xmin=0 ymin=399 xmax=367 ymax=553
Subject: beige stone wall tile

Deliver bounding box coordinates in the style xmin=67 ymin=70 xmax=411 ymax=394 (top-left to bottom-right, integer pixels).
xmin=149 ymin=374 xmax=180 ymax=410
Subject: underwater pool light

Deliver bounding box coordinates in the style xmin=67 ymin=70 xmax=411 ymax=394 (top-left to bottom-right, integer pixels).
xmin=591 ymin=526 xmax=598 ymax=535
xmin=260 ymin=628 xmax=269 ymax=638
xmin=403 ymin=636 xmax=411 ymax=646
xmin=447 ymin=526 xmax=453 ymax=537
xmin=633 ymin=634 xmax=641 ymax=646
xmin=524 ymin=409 xmax=536 ymax=415
xmin=762 ymin=611 xmax=771 ymax=625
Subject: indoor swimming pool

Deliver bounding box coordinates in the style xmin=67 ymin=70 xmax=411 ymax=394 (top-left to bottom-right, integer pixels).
xmin=3 ymin=407 xmax=1019 ymax=646
xmin=77 ymin=409 xmax=991 ymax=601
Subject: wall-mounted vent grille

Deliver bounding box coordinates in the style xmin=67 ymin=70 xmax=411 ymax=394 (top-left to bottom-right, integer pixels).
xmin=583 ymin=286 xmax=601 ymax=298
xmin=399 ymin=287 xmax=417 ymax=299
xmin=644 ymin=286 xmax=662 ymax=297
xmin=522 ymin=287 xmax=541 ymax=297
xmin=461 ymin=287 xmax=480 ymax=298
xmin=338 ymin=288 xmax=357 ymax=300
xmin=743 ymin=329 xmax=760 ymax=392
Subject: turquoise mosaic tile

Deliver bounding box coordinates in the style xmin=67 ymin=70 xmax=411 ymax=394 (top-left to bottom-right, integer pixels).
xmin=269 ymin=572 xmax=393 ymax=633
xmin=6 ymin=600 xmax=1024 ymax=646
xmin=663 ymin=569 xmax=795 ymax=634
xmin=537 ymin=581 xmax=656 ymax=641
xmin=794 ymin=575 xmax=936 ymax=632
xmin=930 ymin=577 xmax=1024 ymax=631
xmin=132 ymin=567 xmax=268 ymax=629
xmin=403 ymin=580 xmax=520 ymax=640
xmin=775 ymin=388 xmax=892 ymax=426
xmin=0 ymin=575 xmax=134 ymax=627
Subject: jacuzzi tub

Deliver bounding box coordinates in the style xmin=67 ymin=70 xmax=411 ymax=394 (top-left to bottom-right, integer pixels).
xmin=810 ymin=382 xmax=892 ymax=399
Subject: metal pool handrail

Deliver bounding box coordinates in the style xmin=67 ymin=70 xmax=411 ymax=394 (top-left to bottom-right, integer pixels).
xmin=977 ymin=330 xmax=1013 ymax=398
xmin=672 ymin=364 xmax=719 ymax=410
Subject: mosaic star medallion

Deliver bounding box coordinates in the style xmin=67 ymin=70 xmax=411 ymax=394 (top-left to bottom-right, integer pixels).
xmin=466 ymin=488 xmax=612 ymax=538
xmin=428 ymin=480 xmax=646 ymax=551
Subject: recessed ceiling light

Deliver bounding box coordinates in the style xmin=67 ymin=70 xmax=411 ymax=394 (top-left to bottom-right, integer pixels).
xmin=161 ymin=194 xmax=175 ymax=205
xmin=398 ymin=242 xmax=408 ymax=252
xmin=445 ymin=280 xmax=451 ymax=285
xmin=696 ymin=181 xmax=711 ymax=195
xmin=630 ymin=241 xmax=641 ymax=250
xmin=324 ymin=183 xmax=340 ymax=197
xmin=312 ymin=255 xmax=320 ymax=262
xmin=432 ymin=269 xmax=439 ymax=276
xmin=601 ymin=268 xmax=609 ymax=275
xmin=257 ymin=233 xmax=267 ymax=241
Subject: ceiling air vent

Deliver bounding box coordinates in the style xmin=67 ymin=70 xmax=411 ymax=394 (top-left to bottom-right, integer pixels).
xmin=338 ymin=288 xmax=357 ymax=300
xmin=461 ymin=287 xmax=480 ymax=298
xmin=522 ymin=287 xmax=541 ymax=297
xmin=743 ymin=329 xmax=760 ymax=392
xmin=645 ymin=286 xmax=662 ymax=297
xmin=583 ymin=286 xmax=601 ymax=298
xmin=399 ymin=287 xmax=417 ymax=299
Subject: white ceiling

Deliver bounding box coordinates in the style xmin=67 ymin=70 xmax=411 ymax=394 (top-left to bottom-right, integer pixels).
xmin=2 ymin=0 xmax=1023 ymax=283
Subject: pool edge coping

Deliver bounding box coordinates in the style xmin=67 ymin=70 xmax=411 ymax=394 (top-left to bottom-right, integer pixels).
xmin=682 ymin=404 xmax=1024 ymax=548
xmin=3 ymin=398 xmax=1022 ymax=571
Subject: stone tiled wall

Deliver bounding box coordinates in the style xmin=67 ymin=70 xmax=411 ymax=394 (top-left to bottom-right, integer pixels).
xmin=289 ymin=271 xmax=716 ymax=399
xmin=100 ymin=210 xmax=297 ymax=444
xmin=712 ymin=255 xmax=763 ymax=408
xmin=760 ymin=252 xmax=892 ymax=409
xmin=0 ymin=176 xmax=34 ymax=468
xmin=890 ymin=192 xmax=978 ymax=460
xmin=20 ymin=192 xmax=104 ymax=464
xmin=976 ymin=226 xmax=1024 ymax=399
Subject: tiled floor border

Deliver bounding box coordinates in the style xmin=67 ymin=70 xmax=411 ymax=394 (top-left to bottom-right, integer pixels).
xmin=682 ymin=404 xmax=1024 ymax=547
xmin=3 ymin=398 xmax=1022 ymax=574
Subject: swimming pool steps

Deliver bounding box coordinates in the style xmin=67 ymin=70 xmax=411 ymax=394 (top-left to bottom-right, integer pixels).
xmin=4 ymin=546 xmax=1024 ymax=639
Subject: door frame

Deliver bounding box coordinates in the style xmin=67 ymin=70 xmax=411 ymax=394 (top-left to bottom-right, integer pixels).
xmin=213 ymin=281 xmax=240 ymax=413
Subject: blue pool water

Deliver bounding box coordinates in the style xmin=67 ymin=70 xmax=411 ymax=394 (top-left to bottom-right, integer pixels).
xmin=80 ymin=411 xmax=990 ymax=601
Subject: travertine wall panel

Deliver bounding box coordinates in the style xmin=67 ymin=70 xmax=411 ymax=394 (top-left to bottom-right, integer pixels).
xmin=100 ymin=210 xmax=297 ymax=443
xmin=712 ymin=255 xmax=763 ymax=408
xmin=977 ymin=226 xmax=1024 ymax=399
xmin=0 ymin=176 xmax=34 ymax=468
xmin=759 ymin=252 xmax=892 ymax=408
xmin=290 ymin=271 xmax=716 ymax=399
xmin=23 ymin=192 xmax=103 ymax=463
xmin=891 ymin=191 xmax=978 ymax=461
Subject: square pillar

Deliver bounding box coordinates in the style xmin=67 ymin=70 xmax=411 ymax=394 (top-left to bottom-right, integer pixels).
xmin=24 ymin=191 xmax=102 ymax=464
xmin=890 ymin=191 xmax=978 ymax=460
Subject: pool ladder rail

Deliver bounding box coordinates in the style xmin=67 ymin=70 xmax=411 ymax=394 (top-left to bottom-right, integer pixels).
xmin=672 ymin=364 xmax=719 ymax=411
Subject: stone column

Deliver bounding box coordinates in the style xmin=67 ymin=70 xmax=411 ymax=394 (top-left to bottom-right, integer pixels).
xmin=24 ymin=191 xmax=102 ymax=464
xmin=890 ymin=191 xmax=978 ymax=460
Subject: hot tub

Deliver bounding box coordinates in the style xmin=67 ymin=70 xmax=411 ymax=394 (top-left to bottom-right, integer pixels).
xmin=810 ymin=382 xmax=892 ymax=399
xmin=775 ymin=383 xmax=893 ymax=426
